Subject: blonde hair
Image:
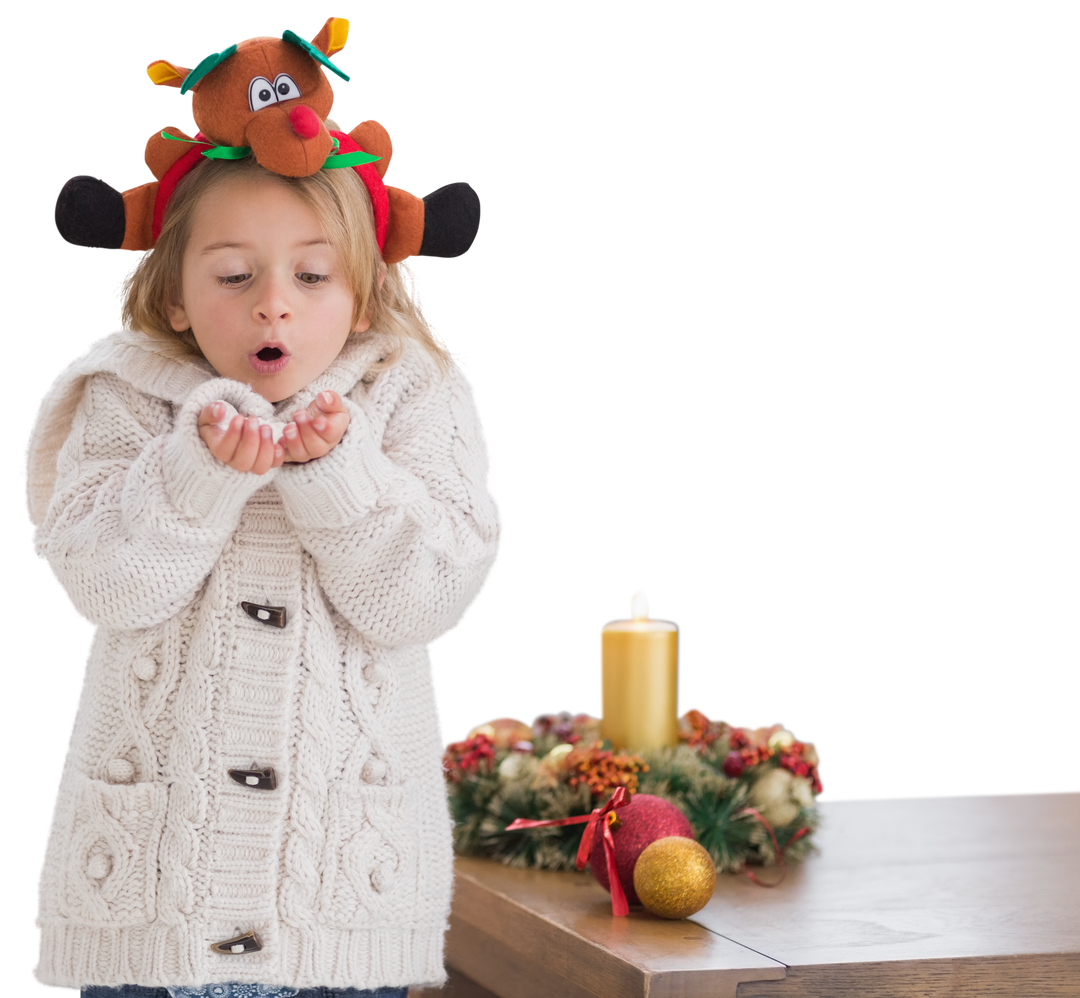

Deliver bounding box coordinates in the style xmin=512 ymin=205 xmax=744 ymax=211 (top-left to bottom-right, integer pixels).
xmin=121 ymin=155 xmax=449 ymax=372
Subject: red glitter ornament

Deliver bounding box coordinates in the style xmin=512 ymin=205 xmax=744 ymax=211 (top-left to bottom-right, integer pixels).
xmin=588 ymin=793 xmax=693 ymax=905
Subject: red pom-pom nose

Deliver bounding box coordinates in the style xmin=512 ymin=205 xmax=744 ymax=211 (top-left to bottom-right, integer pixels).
xmin=289 ymin=105 xmax=321 ymax=139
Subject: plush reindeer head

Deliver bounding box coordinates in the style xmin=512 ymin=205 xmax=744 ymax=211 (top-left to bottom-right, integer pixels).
xmin=147 ymin=18 xmax=349 ymax=177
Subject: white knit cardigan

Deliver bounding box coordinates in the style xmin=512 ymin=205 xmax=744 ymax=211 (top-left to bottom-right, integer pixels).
xmin=26 ymin=330 xmax=498 ymax=989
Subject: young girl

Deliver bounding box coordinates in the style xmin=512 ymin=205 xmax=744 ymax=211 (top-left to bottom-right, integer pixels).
xmin=27 ymin=97 xmax=498 ymax=996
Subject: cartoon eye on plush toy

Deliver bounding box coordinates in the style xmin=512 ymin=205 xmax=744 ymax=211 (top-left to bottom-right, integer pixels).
xmin=54 ymin=17 xmax=480 ymax=265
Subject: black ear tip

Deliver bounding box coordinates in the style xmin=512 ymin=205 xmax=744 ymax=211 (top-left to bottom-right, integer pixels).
xmin=419 ymin=182 xmax=481 ymax=258
xmin=56 ymin=176 xmax=126 ymax=249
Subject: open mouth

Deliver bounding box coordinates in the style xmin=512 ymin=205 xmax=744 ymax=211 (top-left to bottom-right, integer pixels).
xmin=249 ymin=343 xmax=291 ymax=376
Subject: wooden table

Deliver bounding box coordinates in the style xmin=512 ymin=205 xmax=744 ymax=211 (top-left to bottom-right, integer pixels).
xmin=412 ymin=793 xmax=1080 ymax=997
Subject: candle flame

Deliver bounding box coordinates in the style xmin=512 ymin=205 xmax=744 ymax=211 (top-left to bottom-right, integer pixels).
xmin=631 ymin=592 xmax=649 ymax=621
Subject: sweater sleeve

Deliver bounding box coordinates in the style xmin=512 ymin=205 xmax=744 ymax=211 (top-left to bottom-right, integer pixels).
xmin=273 ymin=360 xmax=499 ymax=648
xmin=36 ymin=373 xmax=278 ymax=630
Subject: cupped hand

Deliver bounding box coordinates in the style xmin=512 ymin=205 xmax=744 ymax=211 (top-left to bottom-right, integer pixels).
xmin=281 ymin=391 xmax=351 ymax=463
xmin=198 ymin=402 xmax=285 ymax=474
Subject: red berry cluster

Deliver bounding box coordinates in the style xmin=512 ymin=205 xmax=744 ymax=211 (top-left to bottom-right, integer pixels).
xmin=728 ymin=729 xmax=752 ymax=750
xmin=442 ymin=733 xmax=496 ymax=781
xmin=719 ymin=727 xmax=823 ymax=793
xmin=678 ymin=708 xmax=729 ymax=750
xmin=721 ymin=743 xmax=773 ymax=777
xmin=779 ymin=744 xmax=823 ymax=794
xmin=719 ymin=727 xmax=770 ymax=776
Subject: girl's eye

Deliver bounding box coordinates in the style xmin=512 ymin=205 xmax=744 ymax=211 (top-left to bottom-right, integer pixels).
xmin=213 ymin=273 xmax=324 ymax=285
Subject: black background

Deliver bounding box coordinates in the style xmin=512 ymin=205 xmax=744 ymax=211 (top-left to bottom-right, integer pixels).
xmin=12 ymin=19 xmax=1067 ymax=985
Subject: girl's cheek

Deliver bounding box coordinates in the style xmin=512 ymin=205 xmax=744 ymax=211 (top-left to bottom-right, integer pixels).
xmin=201 ymin=299 xmax=246 ymax=336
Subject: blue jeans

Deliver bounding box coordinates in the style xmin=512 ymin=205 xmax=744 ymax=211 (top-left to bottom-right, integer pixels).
xmin=83 ymin=988 xmax=410 ymax=998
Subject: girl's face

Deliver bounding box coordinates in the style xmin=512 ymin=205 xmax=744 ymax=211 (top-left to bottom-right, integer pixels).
xmin=167 ymin=175 xmax=365 ymax=403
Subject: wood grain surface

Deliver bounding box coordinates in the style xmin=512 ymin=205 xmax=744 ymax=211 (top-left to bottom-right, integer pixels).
xmin=415 ymin=794 xmax=1080 ymax=996
xmin=699 ymin=793 xmax=1080 ymax=995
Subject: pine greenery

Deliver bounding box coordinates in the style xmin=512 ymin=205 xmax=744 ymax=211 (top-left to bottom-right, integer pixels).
xmin=446 ymin=726 xmax=820 ymax=874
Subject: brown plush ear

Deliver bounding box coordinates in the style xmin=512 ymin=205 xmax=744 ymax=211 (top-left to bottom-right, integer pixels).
xmin=311 ymin=17 xmax=349 ymax=57
xmin=147 ymin=61 xmax=190 ymax=88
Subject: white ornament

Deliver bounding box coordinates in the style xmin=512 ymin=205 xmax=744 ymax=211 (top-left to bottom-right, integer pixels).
xmin=748 ymin=768 xmax=800 ymax=828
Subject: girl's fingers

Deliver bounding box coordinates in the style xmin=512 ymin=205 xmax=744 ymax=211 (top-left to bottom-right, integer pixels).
xmin=203 ymin=414 xmax=243 ymax=464
xmin=281 ymin=420 xmax=308 ymax=462
xmin=311 ymin=390 xmax=346 ymax=416
xmin=287 ymin=408 xmax=328 ymax=460
xmin=279 ymin=394 xmax=350 ymax=463
xmin=198 ymin=401 xmax=226 ymax=428
xmin=251 ymin=425 xmax=273 ymax=474
xmin=199 ymin=409 xmax=280 ymax=473
xmin=293 ymin=408 xmax=315 ymax=443
xmin=294 ymin=409 xmax=329 ymax=457
xmin=253 ymin=422 xmax=279 ymax=473
xmin=248 ymin=419 xmax=274 ymax=468
xmin=231 ymin=417 xmax=262 ymax=471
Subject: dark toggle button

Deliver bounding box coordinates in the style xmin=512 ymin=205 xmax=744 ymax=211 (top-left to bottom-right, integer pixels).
xmin=241 ymin=601 xmax=287 ymax=628
xmin=211 ymin=930 xmax=262 ymax=955
xmin=228 ymin=767 xmax=277 ymax=790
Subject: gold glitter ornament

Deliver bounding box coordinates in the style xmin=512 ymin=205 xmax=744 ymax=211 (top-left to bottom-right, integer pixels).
xmin=632 ymin=836 xmax=717 ymax=919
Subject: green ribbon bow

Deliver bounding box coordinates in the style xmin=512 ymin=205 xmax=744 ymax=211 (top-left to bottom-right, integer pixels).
xmin=161 ymin=132 xmax=380 ymax=169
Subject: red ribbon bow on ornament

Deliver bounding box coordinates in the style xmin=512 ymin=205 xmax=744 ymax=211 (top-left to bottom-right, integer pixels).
xmin=506 ymin=785 xmax=633 ymax=915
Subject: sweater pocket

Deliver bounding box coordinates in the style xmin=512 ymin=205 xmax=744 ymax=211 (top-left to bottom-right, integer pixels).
xmin=319 ymin=782 xmax=420 ymax=927
xmin=60 ymin=772 xmax=168 ymax=924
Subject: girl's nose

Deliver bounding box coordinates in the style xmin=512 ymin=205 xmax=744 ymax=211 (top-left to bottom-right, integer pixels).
xmin=253 ymin=278 xmax=291 ymax=323
xmin=255 ymin=305 xmax=291 ymax=322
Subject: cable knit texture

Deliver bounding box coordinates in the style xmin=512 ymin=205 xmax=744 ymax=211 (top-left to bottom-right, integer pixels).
xmin=27 ymin=330 xmax=498 ymax=989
